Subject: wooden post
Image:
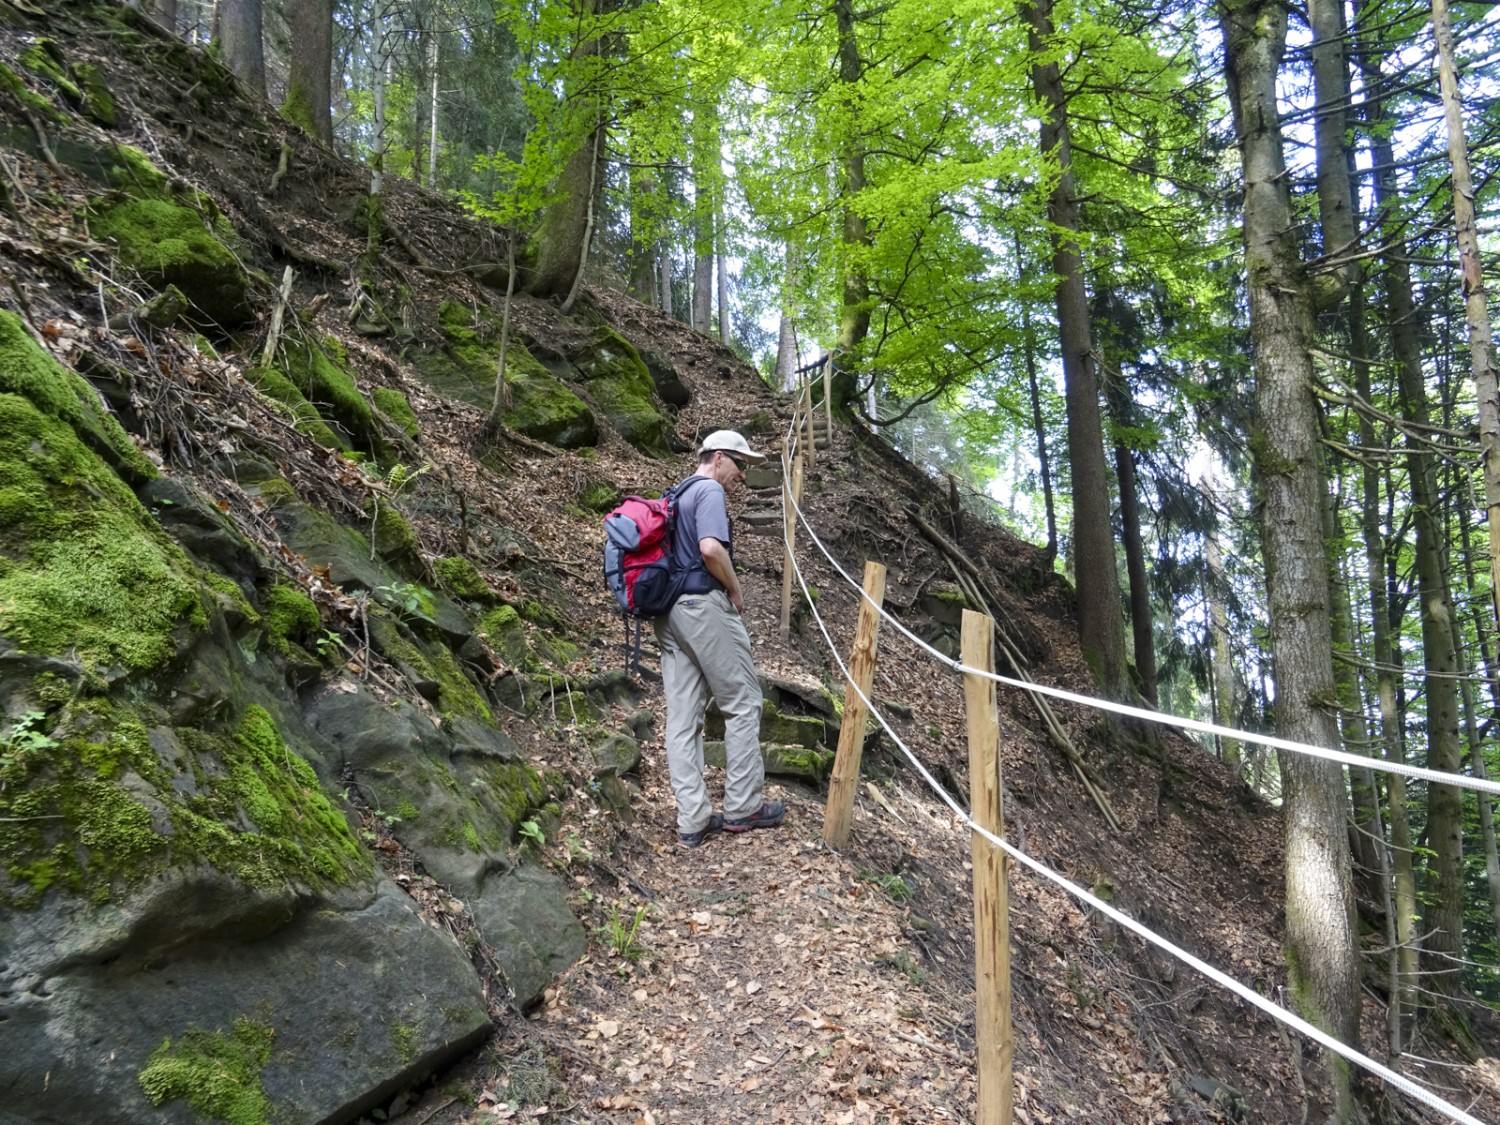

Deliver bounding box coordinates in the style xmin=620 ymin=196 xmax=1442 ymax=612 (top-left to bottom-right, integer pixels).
xmin=823 ymin=354 xmax=833 ymax=438
xmin=963 ymin=609 xmax=1012 ymax=1125
xmin=802 ymin=377 xmax=816 ymax=471
xmin=779 ymin=441 xmax=797 ymax=640
xmin=822 ymin=561 xmax=887 ymax=848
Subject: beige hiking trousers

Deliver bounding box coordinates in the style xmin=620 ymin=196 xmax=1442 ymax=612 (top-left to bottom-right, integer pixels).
xmin=655 ymin=589 xmax=765 ymax=834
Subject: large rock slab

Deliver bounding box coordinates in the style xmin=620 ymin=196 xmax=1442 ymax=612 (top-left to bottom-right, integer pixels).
xmin=0 ymin=872 xmax=489 ymax=1125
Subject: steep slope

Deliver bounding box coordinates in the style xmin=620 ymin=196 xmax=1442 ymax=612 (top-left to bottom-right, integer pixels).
xmin=1 ymin=5 xmax=1497 ymax=1125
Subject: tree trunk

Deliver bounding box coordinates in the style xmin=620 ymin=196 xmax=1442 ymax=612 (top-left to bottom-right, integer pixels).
xmin=717 ymin=219 xmax=731 ymax=342
xmin=1351 ymin=4 xmax=1465 ymax=995
xmin=657 ymin=243 xmax=673 ymax=318
xmin=1431 ymin=0 xmax=1500 ymax=642
xmin=145 ymin=0 xmax=177 ymax=34
xmin=832 ymin=0 xmax=869 ymax=413
xmin=1203 ymin=482 xmax=1239 ymax=765
xmin=1104 ymin=364 xmax=1157 ymax=704
xmin=369 ymin=0 xmax=389 ymax=200
xmin=692 ymin=227 xmax=713 ymax=332
xmin=215 ymin=0 xmax=265 ymax=98
xmin=284 ymin=0 xmax=333 ymax=144
xmin=1019 ymin=234 xmax=1058 ymax=565
xmin=1026 ymin=0 xmax=1128 ymax=700
xmin=426 ymin=22 xmax=440 ymax=188
xmin=1221 ymin=0 xmax=1361 ymax=1113
xmin=529 ymin=0 xmax=606 ymax=301
xmin=1350 ymin=0 xmax=1419 ymax=1037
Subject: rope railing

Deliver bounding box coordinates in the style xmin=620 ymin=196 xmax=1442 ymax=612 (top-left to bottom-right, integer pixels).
xmin=782 ymin=474 xmax=1500 ymax=799
xmin=769 ymin=395 xmax=1490 ymax=1124
xmin=777 ymin=493 xmax=1487 ymax=1125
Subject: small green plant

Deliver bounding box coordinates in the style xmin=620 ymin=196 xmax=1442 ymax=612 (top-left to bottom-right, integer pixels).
xmin=313 ymin=629 xmax=342 ymax=658
xmin=376 ymin=581 xmax=436 ymax=624
xmin=383 ymin=462 xmax=429 ymax=494
xmin=4 ymin=711 xmax=56 ymax=756
xmin=518 ymin=818 xmax=545 ymax=847
xmin=859 ymin=869 xmax=912 ymax=904
xmin=563 ymin=834 xmax=591 ymax=865
xmin=596 ymin=902 xmax=649 ymax=964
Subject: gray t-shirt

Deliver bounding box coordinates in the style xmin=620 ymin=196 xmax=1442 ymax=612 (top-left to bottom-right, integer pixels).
xmin=670 ymin=475 xmax=730 ymax=591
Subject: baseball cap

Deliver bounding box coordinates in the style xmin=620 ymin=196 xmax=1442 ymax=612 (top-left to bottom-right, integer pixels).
xmin=698 ymin=430 xmax=767 ymax=463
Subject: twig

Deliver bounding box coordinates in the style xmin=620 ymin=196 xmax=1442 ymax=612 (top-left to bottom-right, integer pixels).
xmin=23 ymin=111 xmax=61 ymax=176
xmin=260 ymin=265 xmax=294 ymax=368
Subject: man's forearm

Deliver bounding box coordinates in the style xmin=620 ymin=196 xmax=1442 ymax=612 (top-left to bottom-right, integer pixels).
xmin=700 ymin=539 xmax=741 ymax=600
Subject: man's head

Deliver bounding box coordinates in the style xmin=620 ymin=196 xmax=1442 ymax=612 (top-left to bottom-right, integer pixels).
xmin=697 ymin=430 xmax=766 ymax=486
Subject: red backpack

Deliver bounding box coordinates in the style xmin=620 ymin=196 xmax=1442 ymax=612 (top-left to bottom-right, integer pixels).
xmin=602 ymin=477 xmax=710 ymax=617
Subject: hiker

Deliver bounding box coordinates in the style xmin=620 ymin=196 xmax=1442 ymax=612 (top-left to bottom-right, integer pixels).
xmin=658 ymin=430 xmax=787 ymax=847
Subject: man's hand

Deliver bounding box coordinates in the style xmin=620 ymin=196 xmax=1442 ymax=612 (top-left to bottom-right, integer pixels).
xmin=700 ymin=537 xmax=743 ymax=612
xmin=729 ymin=589 xmax=745 ymax=615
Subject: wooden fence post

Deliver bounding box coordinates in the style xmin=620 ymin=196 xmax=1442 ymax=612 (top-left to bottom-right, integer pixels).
xmin=802 ymin=377 xmax=816 ymax=471
xmin=963 ymin=609 xmax=1012 ymax=1125
xmin=823 ymin=354 xmax=833 ymax=437
xmin=822 ymin=561 xmax=887 ymax=848
xmin=779 ymin=425 xmax=806 ymax=641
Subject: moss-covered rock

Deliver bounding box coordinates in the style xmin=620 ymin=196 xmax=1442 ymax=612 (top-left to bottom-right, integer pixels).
xmin=18 ymin=39 xmax=82 ymax=109
xmin=573 ymin=326 xmax=673 ymax=458
xmin=434 ymin=556 xmax=492 ymax=601
xmin=372 ymin=386 xmax=420 ymax=438
xmin=0 ymin=395 xmax=201 ymax=673
xmin=70 ymin=61 xmax=116 ymax=127
xmin=412 ymin=301 xmax=598 ymax=448
xmin=0 ymin=308 xmax=154 ymax=482
xmin=139 ymin=1017 xmax=273 ymax=1125
xmin=262 ymin=585 xmax=319 ymax=656
xmin=245 ymin=365 xmax=345 ymax=449
xmin=368 ymin=613 xmax=491 ymax=723
xmin=91 ymin=196 xmax=252 ymax=328
xmin=365 ymin=498 xmax=423 ymax=576
xmin=279 ymin=334 xmax=385 ymax=456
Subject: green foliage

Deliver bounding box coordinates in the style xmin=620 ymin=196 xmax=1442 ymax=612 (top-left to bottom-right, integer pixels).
xmin=518 ymin=818 xmax=545 ymax=847
xmin=596 ymin=902 xmax=649 ymax=964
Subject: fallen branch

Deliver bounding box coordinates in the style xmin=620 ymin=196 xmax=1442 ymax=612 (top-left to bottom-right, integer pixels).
xmin=908 ymin=507 xmax=1122 ymax=831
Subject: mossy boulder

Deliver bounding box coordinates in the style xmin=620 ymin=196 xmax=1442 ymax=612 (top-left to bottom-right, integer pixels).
xmin=412 ymin=302 xmax=597 ymax=448
xmin=434 ymin=555 xmax=493 ymax=601
xmin=262 ymin=585 xmax=319 ymax=656
xmin=0 ymin=390 xmax=202 ymax=673
xmin=302 ymin=680 xmax=584 ymax=1007
xmin=278 ymin=334 xmax=385 ymax=457
xmin=703 ymin=741 xmax=835 ymax=784
xmin=705 ymin=699 xmax=827 ymax=751
xmin=91 ymin=195 xmax=252 ymax=329
xmin=373 ymin=386 xmax=420 ymax=438
xmin=573 ymin=326 xmax=674 ymax=458
xmin=246 ymin=365 xmax=345 ymax=450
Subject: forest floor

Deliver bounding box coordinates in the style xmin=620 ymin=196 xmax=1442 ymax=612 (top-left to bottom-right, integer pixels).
xmin=8 ymin=6 xmax=1500 ymax=1123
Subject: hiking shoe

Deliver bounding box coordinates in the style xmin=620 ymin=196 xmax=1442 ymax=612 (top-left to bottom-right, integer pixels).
xmin=678 ymin=813 xmax=724 ymax=848
xmin=724 ymin=800 xmax=787 ymax=833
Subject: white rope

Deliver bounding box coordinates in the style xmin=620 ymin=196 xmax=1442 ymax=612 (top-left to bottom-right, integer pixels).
xmin=781 ymin=482 xmax=1500 ymax=800
xmin=780 ymin=532 xmax=1487 ymax=1125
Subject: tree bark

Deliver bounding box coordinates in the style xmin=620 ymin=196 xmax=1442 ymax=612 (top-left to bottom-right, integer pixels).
xmin=1026 ymin=0 xmax=1128 ymax=700
xmin=145 ymin=0 xmax=177 ymax=34
xmin=284 ymin=0 xmax=333 ymax=144
xmin=832 ymin=0 xmax=869 ymax=412
xmin=1104 ymin=362 xmax=1157 ymax=704
xmin=1203 ymin=482 xmax=1238 ymax=765
xmin=1431 ymin=0 xmax=1500 ymax=643
xmin=1221 ymin=0 xmax=1360 ymax=1114
xmin=215 ymin=0 xmax=266 ymax=98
